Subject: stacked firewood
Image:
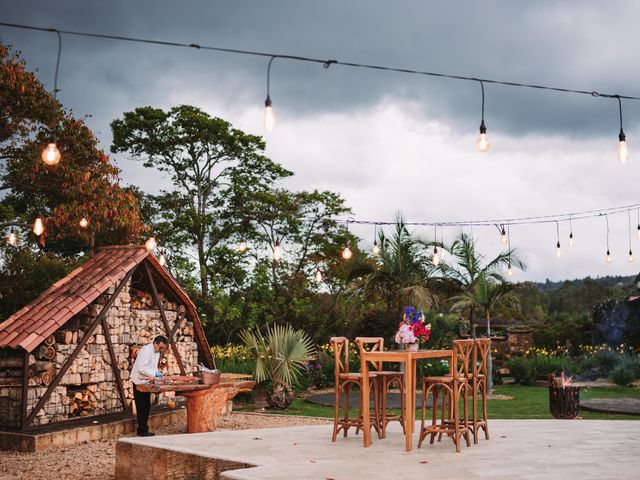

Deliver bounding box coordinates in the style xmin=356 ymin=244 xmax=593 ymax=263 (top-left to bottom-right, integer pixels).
xmin=0 ymin=335 xmax=58 ymax=387
xmin=66 ymin=386 xmax=97 ymax=417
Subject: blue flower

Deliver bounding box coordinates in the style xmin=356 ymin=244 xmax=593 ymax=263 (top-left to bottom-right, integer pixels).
xmin=404 ymin=306 xmax=415 ymax=317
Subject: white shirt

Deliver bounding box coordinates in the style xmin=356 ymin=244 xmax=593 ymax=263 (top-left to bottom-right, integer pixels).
xmin=131 ymin=343 xmax=160 ymax=385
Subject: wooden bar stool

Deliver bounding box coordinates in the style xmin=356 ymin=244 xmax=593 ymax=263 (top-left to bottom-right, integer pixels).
xmin=355 ymin=337 xmax=405 ymax=438
xmin=330 ymin=337 xmax=381 ymax=442
xmin=471 ymin=338 xmax=491 ymax=443
xmin=417 ymin=339 xmax=473 ymax=452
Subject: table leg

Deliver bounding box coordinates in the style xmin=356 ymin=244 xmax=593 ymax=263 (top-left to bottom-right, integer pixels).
xmin=362 ymin=361 xmax=371 ymax=448
xmin=404 ymin=359 xmax=413 ymax=452
xmin=411 ymin=359 xmax=418 ymax=435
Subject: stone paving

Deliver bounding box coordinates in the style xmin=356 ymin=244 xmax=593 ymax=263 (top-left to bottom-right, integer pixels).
xmin=117 ymin=419 xmax=640 ymax=479
xmin=580 ymin=397 xmax=640 ymax=415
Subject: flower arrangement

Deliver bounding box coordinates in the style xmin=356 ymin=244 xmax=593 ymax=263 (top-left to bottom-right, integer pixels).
xmin=395 ymin=306 xmax=431 ymax=346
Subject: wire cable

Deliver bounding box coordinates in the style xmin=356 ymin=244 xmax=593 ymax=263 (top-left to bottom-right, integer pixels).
xmin=1 ymin=22 xmax=640 ymax=102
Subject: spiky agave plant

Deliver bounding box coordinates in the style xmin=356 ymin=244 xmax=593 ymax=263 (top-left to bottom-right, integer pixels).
xmin=239 ymin=324 xmax=315 ymax=408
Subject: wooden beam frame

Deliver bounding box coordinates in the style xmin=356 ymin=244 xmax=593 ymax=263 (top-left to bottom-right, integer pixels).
xmin=144 ymin=263 xmax=186 ymax=375
xmin=24 ymin=269 xmax=135 ymax=427
xmin=20 ymin=348 xmax=29 ymax=430
xmin=101 ymin=317 xmax=128 ymax=410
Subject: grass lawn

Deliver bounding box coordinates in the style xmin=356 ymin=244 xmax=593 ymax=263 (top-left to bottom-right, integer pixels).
xmin=240 ymin=384 xmax=640 ymax=420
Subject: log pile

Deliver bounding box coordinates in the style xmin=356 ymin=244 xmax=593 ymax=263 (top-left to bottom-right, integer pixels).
xmin=0 ymin=277 xmax=201 ymax=427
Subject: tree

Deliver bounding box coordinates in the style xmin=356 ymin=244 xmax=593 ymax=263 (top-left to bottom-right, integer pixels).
xmin=1 ymin=42 xmax=144 ymax=253
xmin=111 ymin=105 xmax=291 ymax=296
xmin=450 ymin=277 xmax=521 ymax=394
xmin=350 ymin=216 xmax=438 ymax=338
xmin=438 ymin=232 xmax=525 ymax=338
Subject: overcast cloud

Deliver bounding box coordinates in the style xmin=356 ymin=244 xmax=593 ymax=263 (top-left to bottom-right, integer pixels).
xmin=2 ymin=1 xmax=639 ymax=282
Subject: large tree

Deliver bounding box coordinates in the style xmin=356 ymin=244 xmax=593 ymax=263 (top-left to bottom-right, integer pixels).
xmin=111 ymin=105 xmax=291 ymax=296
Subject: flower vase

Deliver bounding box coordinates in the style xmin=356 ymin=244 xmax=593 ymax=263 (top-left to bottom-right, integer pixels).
xmin=408 ymin=343 xmax=419 ymax=352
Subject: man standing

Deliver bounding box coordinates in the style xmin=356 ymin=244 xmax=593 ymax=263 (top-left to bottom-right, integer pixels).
xmin=131 ymin=335 xmax=168 ymax=436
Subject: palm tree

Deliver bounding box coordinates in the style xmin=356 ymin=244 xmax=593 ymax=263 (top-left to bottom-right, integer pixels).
xmin=437 ymin=232 xmax=525 ymax=338
xmin=349 ymin=216 xmax=438 ymax=319
xmin=239 ymin=324 xmax=315 ymax=409
xmin=450 ymin=278 xmax=521 ymax=394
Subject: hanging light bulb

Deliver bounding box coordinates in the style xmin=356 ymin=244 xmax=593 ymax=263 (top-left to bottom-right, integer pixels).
xmin=264 ymin=96 xmax=276 ymax=132
xmin=500 ymin=226 xmax=508 ymax=245
xmin=79 ymin=214 xmax=89 ymax=229
xmin=432 ymin=246 xmax=440 ymax=266
xmin=371 ymin=240 xmax=380 ymax=256
xmin=7 ymin=228 xmax=17 ymax=246
xmin=476 ymin=81 xmax=491 ymax=152
xmin=569 ymin=232 xmax=574 ymax=248
xmin=272 ymin=240 xmax=282 ymax=261
xmin=555 ymin=241 xmax=562 ymax=259
xmin=616 ymin=97 xmax=629 ymax=163
xmin=629 ymin=250 xmax=635 ymax=263
xmin=145 ymin=236 xmax=157 ymax=252
xmin=605 ymin=250 xmax=612 ymax=263
xmin=507 ymin=263 xmax=513 ymax=277
xmin=341 ymin=245 xmax=352 ymax=260
xmin=618 ymin=131 xmax=629 ymax=163
xmin=637 ymin=223 xmax=640 ymax=240
xmin=476 ymin=122 xmax=491 ymax=152
xmin=41 ymin=142 xmax=61 ymax=166
xmin=33 ymin=214 xmax=44 ymax=236
xmin=237 ymin=239 xmax=247 ymax=253
xmin=315 ymin=269 xmax=323 ymax=283
xmin=159 ymin=253 xmax=167 ymax=267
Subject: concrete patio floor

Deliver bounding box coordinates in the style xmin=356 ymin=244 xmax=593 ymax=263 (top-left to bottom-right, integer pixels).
xmin=116 ymin=419 xmax=640 ymax=480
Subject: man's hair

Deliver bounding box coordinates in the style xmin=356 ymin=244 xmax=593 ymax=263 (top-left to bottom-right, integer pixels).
xmin=153 ymin=335 xmax=169 ymax=345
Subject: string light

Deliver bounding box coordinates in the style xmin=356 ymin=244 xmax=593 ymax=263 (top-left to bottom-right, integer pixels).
xmin=603 ymin=214 xmax=612 ymax=263
xmin=569 ymin=215 xmax=574 ymax=247
xmin=272 ymin=240 xmax=282 ymax=261
xmin=371 ymin=223 xmax=380 ymax=256
xmin=315 ymin=269 xmax=323 ymax=283
xmin=237 ymin=239 xmax=248 ymax=253
xmin=628 ymin=209 xmax=635 ymax=263
xmin=476 ymin=81 xmax=491 ymax=152
xmin=341 ymin=245 xmax=353 ymax=260
xmin=79 ymin=213 xmax=89 ymax=228
xmin=158 ymin=252 xmax=167 ymax=267
xmin=637 ymin=209 xmax=640 ymax=240
xmin=616 ymin=97 xmax=629 ymax=163
xmin=33 ymin=214 xmax=44 ymax=236
xmin=41 ymin=142 xmax=61 ymax=166
xmin=145 ymin=236 xmax=157 ymax=252
xmin=7 ymin=228 xmax=17 ymax=246
xmin=5 ymin=22 xmax=640 ymax=169
xmin=431 ymin=226 xmax=440 ymax=266
xmin=41 ymin=31 xmax=63 ymax=166
xmin=264 ymin=57 xmax=276 ymax=132
xmin=506 ymin=224 xmax=513 ymax=277
xmin=497 ymin=224 xmax=508 ymax=245
xmin=555 ymin=221 xmax=562 ymax=259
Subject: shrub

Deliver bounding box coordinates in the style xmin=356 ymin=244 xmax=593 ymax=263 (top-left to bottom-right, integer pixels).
xmin=609 ymin=364 xmax=636 ymax=386
xmin=507 ymin=357 xmax=536 ymax=385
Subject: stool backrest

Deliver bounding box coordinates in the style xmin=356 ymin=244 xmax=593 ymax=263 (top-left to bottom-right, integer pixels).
xmin=330 ymin=337 xmax=350 ymax=383
xmin=354 ymin=337 xmax=385 ymax=371
xmin=452 ymin=339 xmax=475 ymax=381
xmin=474 ymin=338 xmax=491 ymax=379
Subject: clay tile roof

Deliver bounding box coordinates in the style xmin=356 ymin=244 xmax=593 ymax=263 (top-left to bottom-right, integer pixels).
xmin=0 ymin=245 xmax=214 ymax=368
xmin=0 ymin=245 xmax=148 ymax=351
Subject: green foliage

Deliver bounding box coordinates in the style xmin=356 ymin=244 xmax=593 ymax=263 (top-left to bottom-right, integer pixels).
xmin=609 ymin=364 xmax=636 ymax=386
xmin=533 ymin=312 xmax=592 ymax=352
xmin=507 ymin=354 xmax=578 ymax=385
xmin=239 ymin=324 xmax=315 ymax=387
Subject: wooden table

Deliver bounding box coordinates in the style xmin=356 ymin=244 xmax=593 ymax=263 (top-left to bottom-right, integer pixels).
xmin=360 ymin=349 xmax=453 ymax=451
xmin=136 ymin=380 xmax=255 ymax=433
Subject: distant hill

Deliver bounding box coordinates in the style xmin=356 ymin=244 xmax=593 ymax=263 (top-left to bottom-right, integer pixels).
xmin=536 ymin=275 xmax=636 ymax=293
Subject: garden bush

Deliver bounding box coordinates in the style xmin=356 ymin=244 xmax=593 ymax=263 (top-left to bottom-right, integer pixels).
xmin=507 ymin=354 xmax=577 ymax=385
xmin=609 ymin=364 xmax=636 ymax=386
xmin=507 ymin=356 xmax=536 ymax=385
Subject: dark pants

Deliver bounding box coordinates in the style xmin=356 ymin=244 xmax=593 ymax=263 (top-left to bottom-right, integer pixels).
xmin=133 ymin=384 xmax=151 ymax=434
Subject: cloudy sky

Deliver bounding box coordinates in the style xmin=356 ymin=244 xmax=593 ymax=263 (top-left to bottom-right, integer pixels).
xmin=2 ymin=1 xmax=639 ymax=282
